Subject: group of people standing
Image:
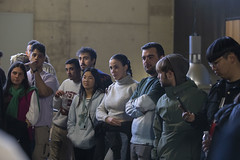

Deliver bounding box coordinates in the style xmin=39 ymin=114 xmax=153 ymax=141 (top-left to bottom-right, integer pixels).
xmin=0 ymin=41 xmax=59 ymax=160
xmin=0 ymin=36 xmax=240 ymax=160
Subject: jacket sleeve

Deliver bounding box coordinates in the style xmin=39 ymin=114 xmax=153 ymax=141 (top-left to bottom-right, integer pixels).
xmin=229 ymin=104 xmax=240 ymax=122
xmin=67 ymin=96 xmax=78 ymax=137
xmin=190 ymin=80 xmax=225 ymax=131
xmin=52 ymin=82 xmax=64 ymax=110
xmin=152 ymin=110 xmax=163 ymax=160
xmin=191 ymin=108 xmax=211 ymax=131
xmin=147 ymin=81 xmax=165 ymax=104
xmin=53 ymin=96 xmax=62 ymax=110
xmin=190 ymin=93 xmax=211 ymax=131
xmin=96 ymin=95 xmax=108 ymax=121
xmin=125 ymin=94 xmax=155 ymax=118
xmin=26 ymin=91 xmax=39 ymax=125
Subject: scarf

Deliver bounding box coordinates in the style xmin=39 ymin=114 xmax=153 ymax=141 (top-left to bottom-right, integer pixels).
xmin=6 ymin=85 xmax=25 ymax=118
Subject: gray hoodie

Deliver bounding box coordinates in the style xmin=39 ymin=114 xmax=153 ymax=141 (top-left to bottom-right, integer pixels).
xmin=67 ymin=90 xmax=104 ymax=149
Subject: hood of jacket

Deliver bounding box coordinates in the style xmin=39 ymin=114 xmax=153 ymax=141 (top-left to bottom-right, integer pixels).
xmin=164 ymin=78 xmax=198 ymax=98
xmin=166 ymin=53 xmax=189 ymax=86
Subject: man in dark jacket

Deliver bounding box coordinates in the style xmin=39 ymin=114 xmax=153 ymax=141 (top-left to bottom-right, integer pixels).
xmin=182 ymin=36 xmax=240 ymax=159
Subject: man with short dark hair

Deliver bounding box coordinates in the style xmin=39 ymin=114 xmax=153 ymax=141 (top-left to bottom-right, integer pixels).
xmin=125 ymin=42 xmax=165 ymax=160
xmin=26 ymin=40 xmax=56 ymax=76
xmin=26 ymin=40 xmax=39 ymax=58
xmin=49 ymin=58 xmax=81 ymax=160
xmin=76 ymin=47 xmax=112 ymax=90
xmin=26 ymin=42 xmax=59 ymax=160
xmin=182 ymin=36 xmax=240 ymax=159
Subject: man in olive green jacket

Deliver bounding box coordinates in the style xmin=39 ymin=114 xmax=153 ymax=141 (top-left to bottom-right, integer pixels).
xmin=152 ymin=53 xmax=208 ymax=160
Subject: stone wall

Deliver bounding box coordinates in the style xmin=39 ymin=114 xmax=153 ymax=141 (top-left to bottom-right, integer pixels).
xmin=0 ymin=0 xmax=173 ymax=83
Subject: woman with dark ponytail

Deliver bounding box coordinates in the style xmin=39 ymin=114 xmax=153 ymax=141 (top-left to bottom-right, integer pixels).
xmin=95 ymin=54 xmax=138 ymax=160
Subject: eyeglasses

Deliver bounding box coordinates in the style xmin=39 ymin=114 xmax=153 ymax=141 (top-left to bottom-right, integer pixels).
xmin=208 ymin=56 xmax=224 ymax=68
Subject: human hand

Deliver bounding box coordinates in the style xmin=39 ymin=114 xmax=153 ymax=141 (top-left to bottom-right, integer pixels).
xmin=105 ymin=117 xmax=121 ymax=126
xmin=55 ymin=90 xmax=65 ymax=98
xmin=25 ymin=61 xmax=37 ymax=72
xmin=202 ymin=137 xmax=211 ymax=152
xmin=182 ymin=112 xmax=195 ymax=122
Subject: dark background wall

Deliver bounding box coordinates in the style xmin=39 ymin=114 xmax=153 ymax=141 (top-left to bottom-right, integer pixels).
xmin=174 ymin=0 xmax=240 ymax=77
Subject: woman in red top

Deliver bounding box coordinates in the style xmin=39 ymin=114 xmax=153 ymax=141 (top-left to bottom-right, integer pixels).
xmin=3 ymin=62 xmax=39 ymax=158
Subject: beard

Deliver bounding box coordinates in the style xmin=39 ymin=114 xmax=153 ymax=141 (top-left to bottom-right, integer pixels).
xmin=145 ymin=67 xmax=157 ymax=76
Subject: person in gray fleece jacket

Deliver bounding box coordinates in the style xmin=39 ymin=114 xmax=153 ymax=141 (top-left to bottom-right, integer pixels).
xmin=67 ymin=68 xmax=104 ymax=160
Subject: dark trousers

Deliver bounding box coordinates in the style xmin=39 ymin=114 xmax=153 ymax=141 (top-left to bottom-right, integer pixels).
xmin=4 ymin=115 xmax=32 ymax=158
xmin=74 ymin=146 xmax=95 ymax=160
xmin=94 ymin=121 xmax=132 ymax=160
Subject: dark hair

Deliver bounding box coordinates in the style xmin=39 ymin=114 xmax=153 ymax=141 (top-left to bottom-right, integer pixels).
xmin=4 ymin=62 xmax=30 ymax=97
xmin=110 ymin=54 xmax=133 ymax=76
xmin=0 ymin=51 xmax=3 ymax=58
xmin=31 ymin=43 xmax=46 ymax=56
xmin=78 ymin=67 xmax=103 ymax=104
xmin=141 ymin=42 xmax=165 ymax=57
xmin=27 ymin=40 xmax=50 ymax=63
xmin=206 ymin=36 xmax=240 ymax=62
xmin=76 ymin=47 xmax=97 ymax=65
xmin=28 ymin=40 xmax=40 ymax=46
xmin=65 ymin=58 xmax=80 ymax=70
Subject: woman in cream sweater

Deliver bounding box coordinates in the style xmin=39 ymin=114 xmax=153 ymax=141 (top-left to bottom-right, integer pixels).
xmin=95 ymin=54 xmax=138 ymax=160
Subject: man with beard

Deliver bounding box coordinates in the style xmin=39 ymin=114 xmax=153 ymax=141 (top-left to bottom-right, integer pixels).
xmin=76 ymin=47 xmax=112 ymax=90
xmin=125 ymin=42 xmax=165 ymax=160
xmin=152 ymin=54 xmax=207 ymax=160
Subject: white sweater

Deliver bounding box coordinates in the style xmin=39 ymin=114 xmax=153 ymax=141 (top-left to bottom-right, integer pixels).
xmin=52 ymin=79 xmax=81 ymax=128
xmin=96 ymin=75 xmax=138 ymax=122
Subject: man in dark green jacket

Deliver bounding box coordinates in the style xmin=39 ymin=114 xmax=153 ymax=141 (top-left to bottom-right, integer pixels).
xmin=152 ymin=53 xmax=207 ymax=160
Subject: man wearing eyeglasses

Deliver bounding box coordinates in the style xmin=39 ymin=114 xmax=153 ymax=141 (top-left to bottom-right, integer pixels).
xmin=182 ymin=36 xmax=240 ymax=160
